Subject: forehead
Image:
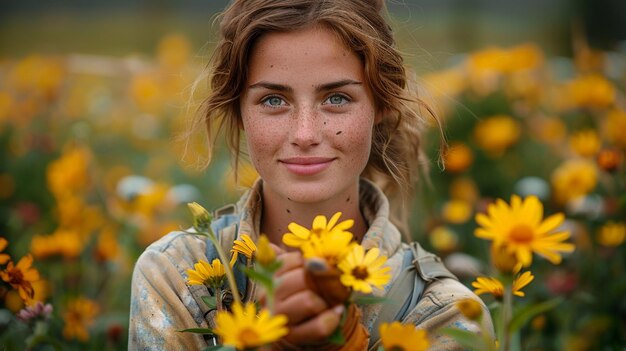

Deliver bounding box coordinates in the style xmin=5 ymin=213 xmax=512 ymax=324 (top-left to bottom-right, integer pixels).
xmin=246 ymin=25 xmax=364 ymax=85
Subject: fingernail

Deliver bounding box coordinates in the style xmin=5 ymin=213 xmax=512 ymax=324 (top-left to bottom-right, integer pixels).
xmin=333 ymin=304 xmax=345 ymax=315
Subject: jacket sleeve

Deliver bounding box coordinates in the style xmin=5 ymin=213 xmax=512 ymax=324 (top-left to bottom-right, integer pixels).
xmin=404 ymin=278 xmax=495 ymax=350
xmin=128 ymin=233 xmax=210 ymax=351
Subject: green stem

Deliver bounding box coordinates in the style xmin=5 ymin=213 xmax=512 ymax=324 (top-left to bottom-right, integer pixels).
xmin=204 ymin=229 xmax=241 ymax=305
xmin=501 ymin=283 xmax=513 ymax=351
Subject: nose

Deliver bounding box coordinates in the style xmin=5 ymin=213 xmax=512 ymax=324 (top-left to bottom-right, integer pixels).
xmin=290 ymin=106 xmax=322 ymax=148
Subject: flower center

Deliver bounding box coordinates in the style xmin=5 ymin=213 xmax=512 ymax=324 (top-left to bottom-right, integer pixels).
xmin=351 ymin=266 xmax=369 ymax=280
xmin=238 ymin=327 xmax=261 ymax=346
xmin=8 ymin=269 xmax=24 ymax=285
xmin=509 ymin=225 xmax=534 ymax=243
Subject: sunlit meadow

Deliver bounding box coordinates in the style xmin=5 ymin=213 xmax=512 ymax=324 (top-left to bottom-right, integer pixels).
xmin=1 ymin=3 xmax=625 ymax=350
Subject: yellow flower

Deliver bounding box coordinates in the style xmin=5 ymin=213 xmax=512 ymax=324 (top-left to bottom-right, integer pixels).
xmin=569 ymin=130 xmax=601 ymax=158
xmin=379 ymin=321 xmax=430 ymax=351
xmin=472 ymin=271 xmax=534 ymax=298
xmin=528 ymin=116 xmax=567 ymax=147
xmin=187 ymin=202 xmax=212 ymax=231
xmin=473 ymin=115 xmax=521 ymax=156
xmin=62 ymin=297 xmax=100 ymax=341
xmin=283 ymin=212 xmax=354 ymax=248
xmin=0 ymin=237 xmax=10 ymax=265
xmin=567 ymin=74 xmax=615 ymax=109
xmin=444 ymin=142 xmax=474 ymax=173
xmin=46 ymin=145 xmax=90 ymax=199
xmin=130 ymin=72 xmax=163 ymax=113
xmin=186 ymin=259 xmax=226 ymax=288
xmin=94 ymin=227 xmax=120 ymax=262
xmin=456 ymin=298 xmax=483 ymax=321
xmin=490 ymin=243 xmax=522 ymax=275
xmin=603 ymin=109 xmax=626 ymax=148
xmin=255 ymin=235 xmax=276 ymax=267
xmin=214 ymin=302 xmax=288 ymax=350
xmin=338 ymin=245 xmax=391 ymax=294
xmin=0 ymin=254 xmax=40 ymax=302
xmin=232 ymin=234 xmax=257 ymax=261
xmin=597 ymin=222 xmax=626 ymax=247
xmin=429 ymin=226 xmax=459 ymax=253
xmin=30 ymin=229 xmax=83 ymax=259
xmin=442 ymin=199 xmax=473 ymax=224
xmin=475 ymin=195 xmax=575 ymax=266
xmin=224 ymin=161 xmax=260 ymax=194
xmin=551 ymin=159 xmax=598 ymax=204
xmin=449 ymin=177 xmax=479 ymax=203
xmin=300 ymin=230 xmax=354 ymax=266
xmin=157 ymin=33 xmax=192 ymax=70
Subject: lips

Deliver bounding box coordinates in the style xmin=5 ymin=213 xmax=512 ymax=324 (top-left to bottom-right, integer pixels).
xmin=279 ymin=157 xmax=336 ymax=176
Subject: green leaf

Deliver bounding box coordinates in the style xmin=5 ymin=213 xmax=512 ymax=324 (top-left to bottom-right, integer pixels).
xmin=178 ymin=328 xmax=215 ymax=334
xmin=241 ymin=266 xmax=273 ymax=288
xmin=438 ymin=327 xmax=486 ymax=351
xmin=202 ymin=295 xmax=217 ymax=309
xmin=328 ymin=326 xmax=345 ymax=345
xmin=509 ymin=297 xmax=563 ymax=332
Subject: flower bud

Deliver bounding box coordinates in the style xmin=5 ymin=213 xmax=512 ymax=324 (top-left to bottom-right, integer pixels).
xmin=187 ymin=202 xmax=212 ymax=232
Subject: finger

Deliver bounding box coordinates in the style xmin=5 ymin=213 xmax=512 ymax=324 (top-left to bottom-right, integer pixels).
xmin=274 ymin=290 xmax=327 ymax=325
xmin=284 ymin=305 xmax=345 ymax=344
xmin=275 ymin=251 xmax=303 ymax=277
xmin=269 ymin=243 xmax=285 ymax=256
xmin=275 ymin=267 xmax=308 ymax=301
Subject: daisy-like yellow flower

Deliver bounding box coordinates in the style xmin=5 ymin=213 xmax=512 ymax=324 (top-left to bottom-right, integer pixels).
xmin=231 ymin=234 xmax=257 ymax=261
xmin=475 ymin=195 xmax=575 ymax=266
xmin=300 ymin=230 xmax=354 ymax=266
xmin=472 ymin=271 xmax=535 ymax=299
xmin=255 ymin=234 xmax=276 ymax=267
xmin=597 ymin=221 xmax=626 ymax=247
xmin=379 ymin=321 xmax=430 ymax=351
xmin=0 ymin=237 xmax=10 ymax=265
xmin=569 ymin=130 xmax=601 ymax=158
xmin=62 ymin=297 xmax=100 ymax=341
xmin=282 ymin=212 xmax=354 ymax=248
xmin=186 ymin=259 xmax=226 ymax=288
xmin=213 ymin=302 xmax=288 ymax=350
xmin=338 ymin=245 xmax=391 ymax=293
xmin=456 ymin=298 xmax=483 ymax=321
xmin=1 ymin=254 xmax=40 ymax=301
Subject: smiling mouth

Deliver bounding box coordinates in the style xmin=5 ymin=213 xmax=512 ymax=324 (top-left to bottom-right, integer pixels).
xmin=279 ymin=157 xmax=336 ymax=176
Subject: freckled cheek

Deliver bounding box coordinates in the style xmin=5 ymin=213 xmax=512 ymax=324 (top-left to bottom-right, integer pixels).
xmin=335 ymin=120 xmax=374 ymax=171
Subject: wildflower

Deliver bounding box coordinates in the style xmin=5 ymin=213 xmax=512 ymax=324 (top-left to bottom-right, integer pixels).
xmin=62 ymin=297 xmax=100 ymax=341
xmin=186 ymin=259 xmax=226 ymax=289
xmin=232 ymin=234 xmax=257 ymax=261
xmin=224 ymin=161 xmax=259 ymax=193
xmin=30 ymin=229 xmax=82 ymax=259
xmin=475 ymin=195 xmax=575 ymax=266
xmin=442 ymin=199 xmax=473 ymax=224
xmin=449 ymin=177 xmax=479 ymax=203
xmin=566 ymin=74 xmax=615 ymax=109
xmin=472 ymin=271 xmax=534 ymax=298
xmin=596 ymin=149 xmax=622 ymax=172
xmin=551 ymin=159 xmax=598 ymax=204
xmin=338 ymin=245 xmax=391 ymax=293
xmin=1 ymin=254 xmax=40 ymax=301
xmin=429 ymin=226 xmax=459 ymax=253
xmin=0 ymin=237 xmax=10 ymax=265
xmin=473 ymin=115 xmax=521 ymax=156
xmin=157 ymin=33 xmax=192 ymax=70
xmin=213 ymin=302 xmax=288 ymax=350
xmin=300 ymin=230 xmax=353 ymax=266
xmin=444 ymin=142 xmax=474 ymax=173
xmin=490 ymin=243 xmax=522 ymax=275
xmin=255 ymin=235 xmax=276 ymax=267
xmin=282 ymin=212 xmax=354 ymax=248
xmin=16 ymin=301 xmax=53 ymax=323
xmin=95 ymin=228 xmax=120 ymax=262
xmin=456 ymin=298 xmax=483 ymax=321
xmin=379 ymin=321 xmax=430 ymax=351
xmin=603 ymin=109 xmax=626 ymax=148
xmin=597 ymin=222 xmax=625 ymax=247
xmin=130 ymin=72 xmax=163 ymax=112
xmin=46 ymin=145 xmax=90 ymax=199
xmin=569 ymin=130 xmax=601 ymax=158
xmin=187 ymin=202 xmax=212 ymax=232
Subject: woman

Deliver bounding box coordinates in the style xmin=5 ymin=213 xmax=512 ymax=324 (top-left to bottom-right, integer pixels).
xmin=129 ymin=0 xmax=493 ymax=349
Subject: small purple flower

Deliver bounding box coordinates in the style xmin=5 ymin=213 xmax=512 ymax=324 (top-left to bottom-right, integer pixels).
xmin=16 ymin=302 xmax=53 ymax=323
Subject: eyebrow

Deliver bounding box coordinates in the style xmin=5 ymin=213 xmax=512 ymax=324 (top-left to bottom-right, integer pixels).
xmin=247 ymin=79 xmax=362 ymax=93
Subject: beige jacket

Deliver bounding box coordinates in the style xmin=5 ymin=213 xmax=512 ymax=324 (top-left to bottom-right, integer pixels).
xmin=129 ymin=180 xmax=494 ymax=350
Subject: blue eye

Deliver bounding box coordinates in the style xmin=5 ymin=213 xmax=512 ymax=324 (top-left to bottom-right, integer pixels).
xmin=262 ymin=96 xmax=286 ymax=107
xmin=324 ymin=94 xmax=349 ymax=106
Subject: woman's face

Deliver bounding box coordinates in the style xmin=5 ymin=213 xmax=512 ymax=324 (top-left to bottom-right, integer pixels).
xmin=240 ymin=25 xmax=378 ymax=205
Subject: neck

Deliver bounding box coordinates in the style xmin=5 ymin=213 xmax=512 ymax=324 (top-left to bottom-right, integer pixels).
xmin=260 ymin=182 xmax=368 ymax=250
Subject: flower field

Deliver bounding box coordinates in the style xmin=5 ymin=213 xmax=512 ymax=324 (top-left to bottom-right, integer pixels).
xmin=1 ymin=27 xmax=625 ymax=350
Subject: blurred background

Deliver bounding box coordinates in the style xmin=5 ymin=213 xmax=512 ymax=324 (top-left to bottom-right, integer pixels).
xmin=0 ymin=1 xmax=625 ymax=350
